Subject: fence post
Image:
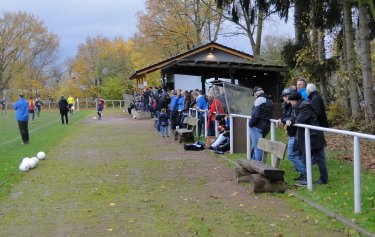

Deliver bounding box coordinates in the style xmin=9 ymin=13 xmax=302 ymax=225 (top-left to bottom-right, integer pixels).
xmin=354 ymin=136 xmax=361 ymax=214
xmin=247 ymin=117 xmax=251 ymax=159
xmin=48 ymin=101 xmax=51 ymax=109
xmin=271 ymin=122 xmax=276 ymax=166
xmin=86 ymin=99 xmax=88 ymax=108
xmin=77 ymin=98 xmax=79 ymax=111
xmin=204 ymin=111 xmax=208 ymax=138
xmin=305 ymin=128 xmax=313 ymax=191
xmin=230 ymin=115 xmax=233 ymax=154
xmin=195 ymin=109 xmax=199 ymax=138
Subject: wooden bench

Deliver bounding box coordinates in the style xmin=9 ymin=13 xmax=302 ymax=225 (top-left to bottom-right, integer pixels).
xmin=174 ymin=116 xmax=199 ymax=143
xmin=234 ymin=138 xmax=287 ymax=193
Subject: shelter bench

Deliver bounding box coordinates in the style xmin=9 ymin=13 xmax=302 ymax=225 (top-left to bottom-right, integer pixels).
xmin=174 ymin=116 xmax=199 ymax=143
xmin=234 ymin=138 xmax=287 ymax=193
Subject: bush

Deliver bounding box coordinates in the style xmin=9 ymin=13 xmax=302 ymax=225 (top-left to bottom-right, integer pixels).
xmin=327 ymin=101 xmax=350 ymax=126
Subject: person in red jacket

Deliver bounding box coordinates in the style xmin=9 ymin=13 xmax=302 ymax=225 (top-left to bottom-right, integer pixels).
xmin=28 ymin=96 xmax=35 ymax=122
xmin=206 ymin=89 xmax=224 ymax=137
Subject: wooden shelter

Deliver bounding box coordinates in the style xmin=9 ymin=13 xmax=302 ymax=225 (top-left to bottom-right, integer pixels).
xmin=129 ymin=42 xmax=288 ymax=101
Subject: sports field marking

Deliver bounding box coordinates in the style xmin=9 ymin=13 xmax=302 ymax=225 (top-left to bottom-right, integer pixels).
xmin=0 ymin=118 xmax=60 ymax=147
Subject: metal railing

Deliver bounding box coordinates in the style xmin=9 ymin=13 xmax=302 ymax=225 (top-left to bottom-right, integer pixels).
xmin=189 ymin=108 xmax=219 ymax=138
xmin=229 ymin=113 xmax=375 ymax=214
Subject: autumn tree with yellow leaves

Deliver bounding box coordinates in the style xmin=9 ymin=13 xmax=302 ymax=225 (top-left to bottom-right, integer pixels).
xmin=0 ymin=11 xmax=59 ymax=99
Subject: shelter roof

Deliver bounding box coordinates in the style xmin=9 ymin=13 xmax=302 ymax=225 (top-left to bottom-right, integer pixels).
xmin=129 ymin=41 xmax=286 ymax=80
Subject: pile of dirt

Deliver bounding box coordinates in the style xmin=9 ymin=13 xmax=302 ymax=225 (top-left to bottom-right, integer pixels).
xmin=325 ymin=133 xmax=375 ymax=172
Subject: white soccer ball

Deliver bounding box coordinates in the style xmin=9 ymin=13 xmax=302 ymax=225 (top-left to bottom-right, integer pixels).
xmin=28 ymin=158 xmax=37 ymax=169
xmin=93 ymin=116 xmax=97 ymax=120
xmin=19 ymin=162 xmax=30 ymax=172
xmin=22 ymin=157 xmax=31 ymax=163
xmin=31 ymin=157 xmax=39 ymax=164
xmin=37 ymin=151 xmax=46 ymax=160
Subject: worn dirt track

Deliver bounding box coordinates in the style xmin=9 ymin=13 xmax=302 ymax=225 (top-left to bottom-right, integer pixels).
xmin=0 ymin=111 xmax=349 ymax=236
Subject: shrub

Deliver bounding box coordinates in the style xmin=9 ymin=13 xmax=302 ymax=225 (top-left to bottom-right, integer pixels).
xmin=327 ymin=101 xmax=350 ymax=126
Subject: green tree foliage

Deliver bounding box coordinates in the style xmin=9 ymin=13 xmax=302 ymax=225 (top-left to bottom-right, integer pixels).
xmin=100 ymin=76 xmax=132 ymax=100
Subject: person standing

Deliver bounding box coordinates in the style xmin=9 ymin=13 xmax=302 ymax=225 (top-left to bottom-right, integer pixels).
xmin=97 ymin=96 xmax=106 ymax=120
xmin=296 ymin=78 xmax=308 ymax=100
xmin=58 ymin=95 xmax=69 ymax=125
xmin=159 ymin=108 xmax=169 ymax=138
xmin=277 ymin=88 xmax=306 ymax=181
xmin=248 ymin=86 xmax=273 ymax=161
xmin=13 ymin=93 xmax=29 ymax=144
xmin=206 ymin=88 xmax=224 ymax=139
xmin=35 ymin=96 xmax=43 ymax=117
xmin=1 ymin=97 xmax=7 ymax=116
xmin=28 ymin=96 xmax=35 ymax=122
xmin=286 ymin=92 xmax=328 ymax=186
xmin=306 ymin=83 xmax=329 ymax=128
xmin=67 ymin=95 xmax=75 ymax=114
xmin=195 ymin=90 xmax=208 ymax=138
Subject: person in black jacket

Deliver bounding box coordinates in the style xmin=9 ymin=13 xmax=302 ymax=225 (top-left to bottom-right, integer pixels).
xmin=287 ymin=92 xmax=328 ymax=186
xmin=248 ymin=86 xmax=273 ymax=161
xmin=277 ymin=88 xmax=306 ymax=181
xmin=306 ymin=83 xmax=329 ymax=128
xmin=58 ymin=95 xmax=69 ymax=125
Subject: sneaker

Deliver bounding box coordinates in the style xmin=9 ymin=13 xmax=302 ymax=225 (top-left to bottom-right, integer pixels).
xmin=21 ymin=141 xmax=29 ymax=145
xmin=208 ymin=146 xmax=215 ymax=150
xmin=315 ymin=179 xmax=328 ymax=185
xmin=295 ymin=180 xmax=307 ymax=186
xmin=293 ymin=174 xmax=304 ymax=181
xmin=214 ymin=150 xmax=224 ymax=155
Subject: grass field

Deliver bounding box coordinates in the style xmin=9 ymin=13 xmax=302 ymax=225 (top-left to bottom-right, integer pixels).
xmin=0 ymin=109 xmax=94 ymax=197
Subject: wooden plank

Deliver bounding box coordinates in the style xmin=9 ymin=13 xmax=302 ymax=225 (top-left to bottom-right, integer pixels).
xmin=236 ymin=159 xmax=284 ymax=181
xmin=257 ymin=138 xmax=286 ymax=160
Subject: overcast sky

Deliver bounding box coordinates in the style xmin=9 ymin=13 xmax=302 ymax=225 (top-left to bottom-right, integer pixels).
xmin=0 ymin=0 xmax=294 ymax=64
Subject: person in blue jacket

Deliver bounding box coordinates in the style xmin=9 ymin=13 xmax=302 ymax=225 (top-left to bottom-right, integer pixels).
xmin=13 ymin=93 xmax=29 ymax=144
xmin=296 ymin=78 xmax=308 ymax=100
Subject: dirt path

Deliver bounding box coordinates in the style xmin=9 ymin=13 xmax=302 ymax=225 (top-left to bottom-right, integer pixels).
xmin=0 ymin=112 xmax=348 ymax=236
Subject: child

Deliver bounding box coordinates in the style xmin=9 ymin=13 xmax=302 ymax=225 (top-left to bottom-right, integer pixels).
xmin=159 ymin=108 xmax=169 ymax=138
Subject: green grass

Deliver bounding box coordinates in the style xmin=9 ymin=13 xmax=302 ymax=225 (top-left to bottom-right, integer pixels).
xmin=0 ymin=109 xmax=93 ymax=197
xmin=225 ymin=127 xmax=375 ymax=233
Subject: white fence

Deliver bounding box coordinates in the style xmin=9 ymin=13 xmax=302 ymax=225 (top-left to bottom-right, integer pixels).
xmin=229 ymin=113 xmax=375 ymax=214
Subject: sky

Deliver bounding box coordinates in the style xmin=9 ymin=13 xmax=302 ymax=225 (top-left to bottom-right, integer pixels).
xmin=0 ymin=0 xmax=294 ymax=64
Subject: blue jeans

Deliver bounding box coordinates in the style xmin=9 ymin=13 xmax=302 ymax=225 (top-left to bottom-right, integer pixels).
xmin=250 ymin=127 xmax=263 ymax=161
xmin=160 ymin=126 xmax=168 ymax=137
xmin=288 ymin=137 xmax=306 ymax=177
xmin=197 ymin=111 xmax=205 ymax=137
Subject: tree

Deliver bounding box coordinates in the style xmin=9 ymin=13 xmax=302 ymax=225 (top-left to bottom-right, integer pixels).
xmin=136 ymin=0 xmax=222 ymax=57
xmin=0 ymin=11 xmax=59 ymax=97
xmin=69 ymin=36 xmax=135 ymax=98
xmin=357 ymin=0 xmax=375 ymax=122
xmin=260 ymin=35 xmax=288 ymax=64
xmin=216 ymin=0 xmax=283 ymax=56
xmin=343 ymin=0 xmax=360 ymax=117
